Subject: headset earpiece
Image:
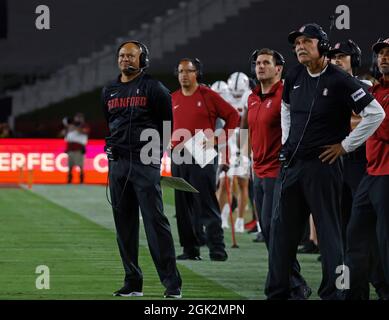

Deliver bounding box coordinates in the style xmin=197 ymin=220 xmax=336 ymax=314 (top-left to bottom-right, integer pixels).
xmin=192 ymin=58 xmax=203 ymax=81
xmin=250 ymin=50 xmax=259 ymax=76
xmin=318 ymin=38 xmax=331 ymax=57
xmin=348 ymin=39 xmax=362 ymax=68
xmin=273 ymin=50 xmax=286 ymax=66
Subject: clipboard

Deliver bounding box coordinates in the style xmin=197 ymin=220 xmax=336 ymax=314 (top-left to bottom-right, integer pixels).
xmin=160 ymin=176 xmax=199 ymax=193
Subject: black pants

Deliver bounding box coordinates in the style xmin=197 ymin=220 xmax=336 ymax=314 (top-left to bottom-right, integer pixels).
xmin=345 ymin=174 xmax=389 ymax=299
xmin=341 ymin=153 xmax=367 ymax=245
xmin=266 ymin=158 xmax=344 ymax=300
xmin=254 ymin=175 xmax=307 ymax=291
xmin=172 ymin=162 xmax=226 ymax=257
xmin=109 ymin=157 xmax=181 ymax=291
xmin=248 ymin=174 xmax=256 ymax=221
xmin=342 ymin=153 xmax=388 ymax=298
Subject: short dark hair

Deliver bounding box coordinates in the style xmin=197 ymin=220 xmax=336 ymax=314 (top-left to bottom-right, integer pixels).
xmin=256 ymin=48 xmax=279 ymax=65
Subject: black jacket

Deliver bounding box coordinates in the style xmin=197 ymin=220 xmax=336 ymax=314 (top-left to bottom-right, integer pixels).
xmin=102 ymin=72 xmax=172 ymax=164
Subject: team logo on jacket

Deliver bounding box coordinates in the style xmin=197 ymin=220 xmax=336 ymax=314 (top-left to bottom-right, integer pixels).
xmin=266 ymin=100 xmax=272 ymax=108
xmin=108 ymin=96 xmax=147 ymax=110
xmin=322 ymin=88 xmax=329 ymax=96
xmin=197 ymin=101 xmax=202 ymax=107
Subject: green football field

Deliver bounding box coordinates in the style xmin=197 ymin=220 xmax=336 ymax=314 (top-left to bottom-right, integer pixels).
xmin=0 ymin=184 xmax=327 ymax=300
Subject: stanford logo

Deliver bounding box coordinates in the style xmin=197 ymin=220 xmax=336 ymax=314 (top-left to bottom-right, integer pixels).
xmin=108 ymin=96 xmax=147 ymax=110
xmin=334 ymin=43 xmax=341 ymax=49
xmin=299 ymin=26 xmax=306 ymax=32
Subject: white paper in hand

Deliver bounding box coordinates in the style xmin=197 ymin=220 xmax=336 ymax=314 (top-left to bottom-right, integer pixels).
xmin=184 ymin=130 xmax=217 ymax=168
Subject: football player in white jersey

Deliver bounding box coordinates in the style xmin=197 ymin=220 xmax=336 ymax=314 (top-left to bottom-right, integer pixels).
xmin=211 ymin=80 xmax=231 ymax=102
xmin=216 ymin=72 xmax=251 ymax=232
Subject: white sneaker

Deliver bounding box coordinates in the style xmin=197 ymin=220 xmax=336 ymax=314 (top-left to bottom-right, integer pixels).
xmin=235 ymin=217 xmax=245 ymax=233
xmin=221 ymin=204 xmax=230 ymax=229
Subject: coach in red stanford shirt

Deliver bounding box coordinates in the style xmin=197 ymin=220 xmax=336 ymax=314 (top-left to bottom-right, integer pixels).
xmin=346 ymin=38 xmax=389 ymax=299
xmin=171 ymin=58 xmax=240 ymax=261
xmin=241 ymin=48 xmax=310 ymax=299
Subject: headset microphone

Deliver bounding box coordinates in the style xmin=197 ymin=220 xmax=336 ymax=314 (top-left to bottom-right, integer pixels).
xmin=126 ymin=65 xmax=140 ymax=73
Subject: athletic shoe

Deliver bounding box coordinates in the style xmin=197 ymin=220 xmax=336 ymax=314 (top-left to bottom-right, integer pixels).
xmin=210 ymin=251 xmax=228 ymax=261
xmin=164 ymin=288 xmax=182 ymax=299
xmin=113 ymin=285 xmax=143 ymax=297
xmin=253 ymin=232 xmax=265 ymax=243
xmin=290 ymin=285 xmax=312 ymax=300
xmin=247 ymin=225 xmax=258 ymax=233
xmin=235 ymin=217 xmax=245 ymax=233
xmin=176 ymin=253 xmax=202 ymax=261
xmin=297 ymin=240 xmax=319 ymax=254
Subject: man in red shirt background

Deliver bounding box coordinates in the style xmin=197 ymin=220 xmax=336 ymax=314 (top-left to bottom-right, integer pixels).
xmin=345 ymin=38 xmax=389 ymax=299
xmin=241 ymin=48 xmax=310 ymax=299
xmin=171 ymin=58 xmax=240 ymax=261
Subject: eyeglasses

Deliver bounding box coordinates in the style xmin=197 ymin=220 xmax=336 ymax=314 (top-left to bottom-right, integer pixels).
xmin=178 ymin=69 xmax=197 ymax=74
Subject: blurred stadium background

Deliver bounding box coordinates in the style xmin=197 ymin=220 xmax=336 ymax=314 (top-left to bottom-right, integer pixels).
xmin=0 ymin=0 xmax=386 ymax=299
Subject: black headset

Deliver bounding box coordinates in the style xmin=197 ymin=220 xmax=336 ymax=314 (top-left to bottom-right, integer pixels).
xmin=116 ymin=40 xmax=150 ymax=70
xmin=174 ymin=58 xmax=204 ymax=81
xmin=250 ymin=49 xmax=285 ymax=76
xmin=330 ymin=39 xmax=362 ymax=68
xmin=314 ymin=25 xmax=331 ymax=56
xmin=347 ymin=39 xmax=362 ymax=68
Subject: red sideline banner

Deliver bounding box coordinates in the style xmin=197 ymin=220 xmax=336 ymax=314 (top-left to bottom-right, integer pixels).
xmin=0 ymin=139 xmax=172 ymax=185
xmin=0 ymin=139 xmax=108 ymax=184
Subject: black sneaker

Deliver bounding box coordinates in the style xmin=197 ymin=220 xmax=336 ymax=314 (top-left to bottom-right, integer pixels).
xmin=253 ymin=232 xmax=265 ymax=242
xmin=210 ymin=251 xmax=228 ymax=261
xmin=290 ymin=285 xmax=312 ymax=300
xmin=164 ymin=288 xmax=182 ymax=299
xmin=248 ymin=225 xmax=258 ymax=233
xmin=297 ymin=240 xmax=319 ymax=254
xmin=113 ymin=285 xmax=143 ymax=297
xmin=177 ymin=253 xmax=202 ymax=261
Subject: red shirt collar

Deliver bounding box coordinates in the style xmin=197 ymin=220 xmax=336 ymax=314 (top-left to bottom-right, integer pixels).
xmin=253 ymin=80 xmax=282 ymax=96
xmin=371 ymin=77 xmax=389 ymax=93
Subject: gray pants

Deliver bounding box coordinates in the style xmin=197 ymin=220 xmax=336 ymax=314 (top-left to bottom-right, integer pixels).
xmin=67 ymin=151 xmax=84 ymax=183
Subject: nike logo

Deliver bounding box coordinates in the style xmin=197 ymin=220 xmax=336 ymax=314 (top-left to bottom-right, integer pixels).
xmin=110 ymin=92 xmax=119 ymax=97
xmin=173 ymin=105 xmax=180 ymax=110
xmin=293 ymin=85 xmax=300 ymax=90
xmin=250 ymin=101 xmax=258 ymax=106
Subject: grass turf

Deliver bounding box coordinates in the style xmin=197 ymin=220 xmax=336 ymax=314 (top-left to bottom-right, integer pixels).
xmin=0 ymin=188 xmax=242 ymax=300
xmin=3 ymin=184 xmax=369 ymax=300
